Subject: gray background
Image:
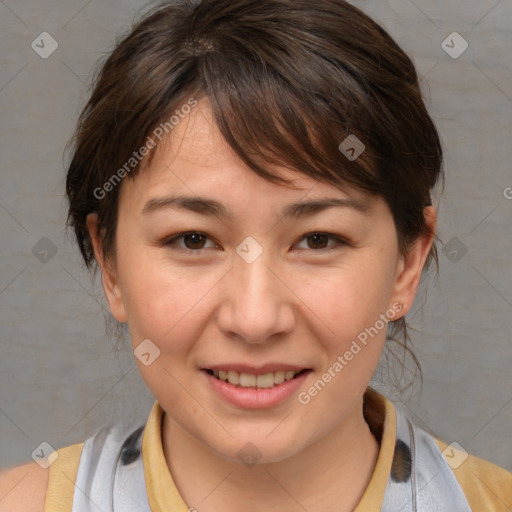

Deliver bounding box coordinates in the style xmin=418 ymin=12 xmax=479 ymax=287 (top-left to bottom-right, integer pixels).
xmin=1 ymin=0 xmax=511 ymax=477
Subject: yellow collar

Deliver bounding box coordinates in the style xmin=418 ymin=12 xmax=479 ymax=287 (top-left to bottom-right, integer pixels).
xmin=141 ymin=386 xmax=396 ymax=512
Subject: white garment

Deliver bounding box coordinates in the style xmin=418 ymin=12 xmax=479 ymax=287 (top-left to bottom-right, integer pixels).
xmin=71 ymin=406 xmax=473 ymax=511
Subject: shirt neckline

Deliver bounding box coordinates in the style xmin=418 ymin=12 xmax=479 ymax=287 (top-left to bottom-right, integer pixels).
xmin=141 ymin=386 xmax=397 ymax=512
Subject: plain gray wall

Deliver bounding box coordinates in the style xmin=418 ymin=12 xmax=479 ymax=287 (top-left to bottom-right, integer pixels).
xmin=1 ymin=0 xmax=511 ymax=476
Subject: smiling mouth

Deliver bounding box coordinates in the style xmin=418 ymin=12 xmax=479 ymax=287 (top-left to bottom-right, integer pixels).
xmin=204 ymin=368 xmax=311 ymax=389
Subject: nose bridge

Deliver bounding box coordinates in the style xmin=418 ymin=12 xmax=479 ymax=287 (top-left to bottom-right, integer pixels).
xmin=218 ymin=237 xmax=293 ymax=343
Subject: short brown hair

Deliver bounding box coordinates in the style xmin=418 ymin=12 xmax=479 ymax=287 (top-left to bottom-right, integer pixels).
xmin=65 ymin=0 xmax=444 ymax=389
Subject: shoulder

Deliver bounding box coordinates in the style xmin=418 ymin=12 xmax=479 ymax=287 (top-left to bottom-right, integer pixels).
xmin=0 ymin=442 xmax=84 ymax=512
xmin=434 ymin=437 xmax=512 ymax=511
xmin=0 ymin=460 xmax=49 ymax=512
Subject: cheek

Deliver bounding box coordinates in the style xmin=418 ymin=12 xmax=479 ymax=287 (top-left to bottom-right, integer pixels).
xmin=297 ymin=260 xmax=394 ymax=410
xmin=116 ymin=246 xmax=220 ymax=347
xmin=294 ymin=254 xmax=396 ymax=346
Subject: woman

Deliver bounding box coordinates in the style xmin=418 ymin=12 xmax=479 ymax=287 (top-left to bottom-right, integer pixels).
xmin=1 ymin=0 xmax=510 ymax=510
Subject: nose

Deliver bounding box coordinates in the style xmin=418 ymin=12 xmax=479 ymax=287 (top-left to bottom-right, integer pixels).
xmin=216 ymin=244 xmax=295 ymax=345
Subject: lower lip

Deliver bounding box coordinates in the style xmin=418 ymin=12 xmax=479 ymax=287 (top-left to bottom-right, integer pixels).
xmin=202 ymin=370 xmax=312 ymax=409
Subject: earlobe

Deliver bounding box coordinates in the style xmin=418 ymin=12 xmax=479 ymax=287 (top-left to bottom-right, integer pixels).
xmin=85 ymin=213 xmax=127 ymax=323
xmin=390 ymin=206 xmax=437 ymax=317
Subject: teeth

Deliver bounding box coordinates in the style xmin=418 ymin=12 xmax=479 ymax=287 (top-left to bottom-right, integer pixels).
xmin=274 ymin=371 xmax=285 ymax=384
xmin=211 ymin=369 xmax=302 ymax=388
xmin=239 ymin=373 xmax=256 ymax=387
xmin=227 ymin=370 xmax=239 ymax=385
xmin=256 ymin=373 xmax=274 ymax=388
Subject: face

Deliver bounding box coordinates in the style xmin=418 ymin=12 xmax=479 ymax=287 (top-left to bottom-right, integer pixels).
xmin=88 ymin=97 xmax=435 ymax=464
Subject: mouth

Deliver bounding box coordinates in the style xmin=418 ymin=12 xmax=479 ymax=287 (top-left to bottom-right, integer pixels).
xmin=202 ymin=368 xmax=311 ymax=389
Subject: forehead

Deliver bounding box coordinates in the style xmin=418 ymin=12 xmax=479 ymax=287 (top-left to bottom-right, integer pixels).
xmin=119 ymin=97 xmax=378 ymax=212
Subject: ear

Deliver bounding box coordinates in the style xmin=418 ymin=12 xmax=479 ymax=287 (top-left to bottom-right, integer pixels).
xmin=86 ymin=213 xmax=127 ymax=323
xmin=390 ymin=206 xmax=437 ymax=317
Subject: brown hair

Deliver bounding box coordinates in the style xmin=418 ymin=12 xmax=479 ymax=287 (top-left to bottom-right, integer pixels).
xmin=65 ymin=0 xmax=444 ymax=391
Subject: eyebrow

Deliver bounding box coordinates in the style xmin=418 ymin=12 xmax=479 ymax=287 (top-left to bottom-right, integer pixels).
xmin=141 ymin=194 xmax=373 ymax=219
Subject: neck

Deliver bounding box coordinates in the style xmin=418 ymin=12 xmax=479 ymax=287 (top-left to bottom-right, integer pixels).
xmin=161 ymin=395 xmax=380 ymax=512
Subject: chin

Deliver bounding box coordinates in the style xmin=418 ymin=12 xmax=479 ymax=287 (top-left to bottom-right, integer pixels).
xmin=203 ymin=430 xmax=307 ymax=466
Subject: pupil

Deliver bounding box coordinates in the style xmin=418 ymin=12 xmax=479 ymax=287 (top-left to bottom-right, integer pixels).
xmin=310 ymin=234 xmax=326 ymax=249
xmin=186 ymin=234 xmax=204 ymax=249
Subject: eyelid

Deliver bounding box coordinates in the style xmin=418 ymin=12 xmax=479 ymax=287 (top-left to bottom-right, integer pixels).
xmin=160 ymin=231 xmax=349 ymax=253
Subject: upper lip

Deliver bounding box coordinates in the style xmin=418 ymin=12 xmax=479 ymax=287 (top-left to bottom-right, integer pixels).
xmin=203 ymin=363 xmax=311 ymax=375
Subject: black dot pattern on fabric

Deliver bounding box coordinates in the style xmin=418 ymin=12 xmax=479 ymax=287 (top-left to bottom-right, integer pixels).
xmin=120 ymin=425 xmax=144 ymax=466
xmin=390 ymin=438 xmax=412 ymax=483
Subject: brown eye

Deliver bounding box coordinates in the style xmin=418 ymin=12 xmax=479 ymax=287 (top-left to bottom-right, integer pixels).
xmin=182 ymin=233 xmax=207 ymax=249
xmin=306 ymin=234 xmax=329 ymax=249
xmin=295 ymin=232 xmax=348 ymax=252
xmin=162 ymin=232 xmax=217 ymax=252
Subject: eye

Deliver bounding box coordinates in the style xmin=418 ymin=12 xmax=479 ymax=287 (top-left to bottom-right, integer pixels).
xmin=160 ymin=231 xmax=348 ymax=254
xmin=294 ymin=232 xmax=348 ymax=252
xmin=162 ymin=231 xmax=218 ymax=252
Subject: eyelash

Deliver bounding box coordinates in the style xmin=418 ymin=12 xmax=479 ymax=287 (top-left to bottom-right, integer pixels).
xmin=160 ymin=231 xmax=349 ymax=254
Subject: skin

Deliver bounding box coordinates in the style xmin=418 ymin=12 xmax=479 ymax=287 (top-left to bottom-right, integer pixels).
xmin=87 ymin=97 xmax=436 ymax=512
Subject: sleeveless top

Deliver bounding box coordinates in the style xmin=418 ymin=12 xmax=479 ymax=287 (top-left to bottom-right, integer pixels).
xmin=44 ymin=387 xmax=510 ymax=511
